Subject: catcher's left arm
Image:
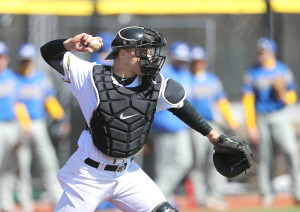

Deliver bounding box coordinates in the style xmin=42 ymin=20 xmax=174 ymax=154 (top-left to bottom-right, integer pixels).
xmin=167 ymin=98 xmax=258 ymax=178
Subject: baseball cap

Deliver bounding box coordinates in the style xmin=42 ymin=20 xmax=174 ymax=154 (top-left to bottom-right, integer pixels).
xmin=0 ymin=41 xmax=8 ymax=55
xmin=97 ymin=32 xmax=114 ymax=53
xmin=169 ymin=41 xmax=190 ymax=62
xmin=18 ymin=43 xmax=37 ymax=60
xmin=190 ymin=46 xmax=206 ymax=61
xmin=256 ymin=37 xmax=277 ymax=53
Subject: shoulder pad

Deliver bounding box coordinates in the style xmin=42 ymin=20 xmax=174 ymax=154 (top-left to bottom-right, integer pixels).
xmin=164 ymin=79 xmax=185 ymax=104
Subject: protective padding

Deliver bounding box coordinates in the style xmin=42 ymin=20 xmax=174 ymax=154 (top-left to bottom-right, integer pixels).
xmin=152 ymin=201 xmax=179 ymax=212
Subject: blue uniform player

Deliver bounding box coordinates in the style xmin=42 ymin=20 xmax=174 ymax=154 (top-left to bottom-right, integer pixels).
xmin=188 ymin=46 xmax=238 ymax=210
xmin=242 ymin=37 xmax=300 ymax=207
xmin=15 ymin=43 xmax=68 ymax=212
xmin=0 ymin=41 xmax=32 ymax=212
xmin=152 ymin=41 xmax=194 ymax=203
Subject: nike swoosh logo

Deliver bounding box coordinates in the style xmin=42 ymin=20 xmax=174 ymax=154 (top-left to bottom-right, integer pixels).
xmin=120 ymin=113 xmax=138 ymax=120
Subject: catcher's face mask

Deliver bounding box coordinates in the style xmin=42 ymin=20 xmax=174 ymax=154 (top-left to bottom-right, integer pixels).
xmin=106 ymin=26 xmax=167 ymax=77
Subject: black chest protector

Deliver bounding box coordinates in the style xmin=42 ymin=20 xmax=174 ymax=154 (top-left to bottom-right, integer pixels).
xmin=90 ymin=65 xmax=162 ymax=158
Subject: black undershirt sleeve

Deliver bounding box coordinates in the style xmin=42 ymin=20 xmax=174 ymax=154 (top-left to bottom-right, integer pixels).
xmin=40 ymin=39 xmax=68 ymax=75
xmin=168 ymin=99 xmax=213 ymax=136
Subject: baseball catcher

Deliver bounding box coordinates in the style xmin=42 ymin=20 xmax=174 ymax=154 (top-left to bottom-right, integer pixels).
xmin=40 ymin=26 xmax=256 ymax=211
xmin=213 ymin=135 xmax=255 ymax=178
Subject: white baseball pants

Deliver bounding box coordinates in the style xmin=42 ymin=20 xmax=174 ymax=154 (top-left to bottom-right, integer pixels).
xmin=55 ymin=149 xmax=166 ymax=212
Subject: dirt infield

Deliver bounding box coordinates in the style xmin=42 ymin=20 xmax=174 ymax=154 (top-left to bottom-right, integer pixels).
xmin=12 ymin=193 xmax=298 ymax=212
xmin=226 ymin=193 xmax=296 ymax=210
xmin=176 ymin=193 xmax=297 ymax=211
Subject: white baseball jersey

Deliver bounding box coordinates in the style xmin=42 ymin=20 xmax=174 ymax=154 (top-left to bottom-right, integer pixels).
xmin=54 ymin=52 xmax=185 ymax=212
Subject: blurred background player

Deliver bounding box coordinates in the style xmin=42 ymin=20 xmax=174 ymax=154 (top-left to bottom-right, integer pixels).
xmin=15 ymin=43 xmax=70 ymax=212
xmin=0 ymin=41 xmax=32 ymax=212
xmin=152 ymin=41 xmax=194 ymax=204
xmin=187 ymin=46 xmax=239 ymax=210
xmin=242 ymin=37 xmax=300 ymax=207
xmin=90 ymin=31 xmax=114 ymax=66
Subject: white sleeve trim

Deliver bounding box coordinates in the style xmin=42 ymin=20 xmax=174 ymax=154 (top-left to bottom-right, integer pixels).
xmin=158 ymin=73 xmax=165 ymax=100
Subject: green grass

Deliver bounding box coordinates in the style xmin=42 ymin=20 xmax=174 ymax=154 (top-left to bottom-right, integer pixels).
xmin=182 ymin=206 xmax=300 ymax=212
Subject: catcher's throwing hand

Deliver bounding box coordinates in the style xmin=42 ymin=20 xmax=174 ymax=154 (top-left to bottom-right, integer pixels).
xmin=63 ymin=33 xmax=103 ymax=53
xmin=213 ymin=135 xmax=256 ymax=178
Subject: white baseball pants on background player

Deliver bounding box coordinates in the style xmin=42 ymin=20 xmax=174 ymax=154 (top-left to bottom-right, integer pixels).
xmin=0 ymin=122 xmax=21 ymax=211
xmin=17 ymin=120 xmax=62 ymax=211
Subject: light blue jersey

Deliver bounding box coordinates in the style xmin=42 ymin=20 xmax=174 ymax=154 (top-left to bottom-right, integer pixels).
xmin=152 ymin=64 xmax=194 ymax=132
xmin=242 ymin=61 xmax=297 ymax=114
xmin=191 ymin=71 xmax=225 ymax=121
xmin=0 ymin=68 xmax=21 ymax=121
xmin=17 ymin=70 xmax=55 ymax=120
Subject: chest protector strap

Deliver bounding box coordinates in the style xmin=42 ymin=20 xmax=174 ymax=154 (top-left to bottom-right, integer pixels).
xmin=90 ymin=65 xmax=162 ymax=158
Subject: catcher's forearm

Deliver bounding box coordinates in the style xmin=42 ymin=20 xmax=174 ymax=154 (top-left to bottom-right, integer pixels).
xmin=40 ymin=39 xmax=67 ymax=75
xmin=168 ymin=100 xmax=213 ymax=136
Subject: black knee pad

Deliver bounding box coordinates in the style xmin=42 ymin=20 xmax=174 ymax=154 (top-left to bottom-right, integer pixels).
xmin=152 ymin=201 xmax=179 ymax=212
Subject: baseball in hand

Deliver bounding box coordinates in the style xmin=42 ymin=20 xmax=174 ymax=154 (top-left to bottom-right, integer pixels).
xmin=88 ymin=38 xmax=101 ymax=52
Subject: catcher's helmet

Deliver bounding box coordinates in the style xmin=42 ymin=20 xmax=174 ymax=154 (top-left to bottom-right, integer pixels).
xmin=105 ymin=26 xmax=167 ymax=76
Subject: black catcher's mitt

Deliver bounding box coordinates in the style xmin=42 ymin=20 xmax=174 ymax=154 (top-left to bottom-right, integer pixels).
xmin=213 ymin=135 xmax=254 ymax=178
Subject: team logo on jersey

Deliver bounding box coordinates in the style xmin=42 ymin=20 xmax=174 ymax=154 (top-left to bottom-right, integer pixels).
xmin=120 ymin=113 xmax=138 ymax=120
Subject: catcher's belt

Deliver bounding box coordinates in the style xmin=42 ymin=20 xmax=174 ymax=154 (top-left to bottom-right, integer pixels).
xmin=84 ymin=157 xmax=133 ymax=172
